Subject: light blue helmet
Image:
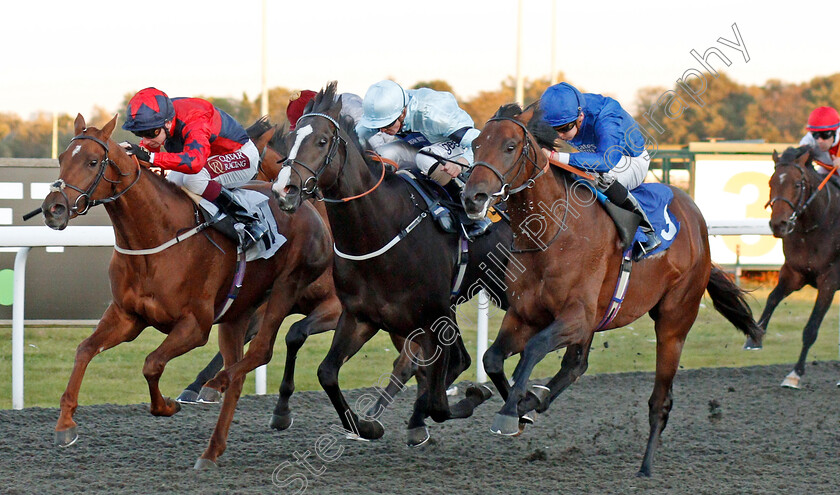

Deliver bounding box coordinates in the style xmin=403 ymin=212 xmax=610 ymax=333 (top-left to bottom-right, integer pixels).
xmin=359 ymin=80 xmax=408 ymax=129
xmin=540 ymin=82 xmax=584 ymax=127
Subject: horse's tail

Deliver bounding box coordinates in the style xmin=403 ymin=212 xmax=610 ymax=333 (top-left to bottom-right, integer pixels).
xmin=706 ymin=264 xmax=764 ymax=345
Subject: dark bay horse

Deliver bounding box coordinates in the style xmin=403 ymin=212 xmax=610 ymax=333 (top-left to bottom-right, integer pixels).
xmin=179 ymin=118 xmax=417 ymax=427
xmin=42 ymin=114 xmax=336 ymax=468
xmin=273 ymin=82 xmax=511 ymax=446
xmin=461 ymin=104 xmax=763 ymax=477
xmin=750 ymin=145 xmax=840 ymax=388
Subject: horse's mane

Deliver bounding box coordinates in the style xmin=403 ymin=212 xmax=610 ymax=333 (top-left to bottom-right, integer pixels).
xmin=491 ymin=102 xmax=558 ymax=149
xmin=245 ymin=115 xmax=273 ymax=142
xmin=779 ymin=145 xmax=813 ymax=167
xmin=311 ymin=81 xmax=397 ymax=177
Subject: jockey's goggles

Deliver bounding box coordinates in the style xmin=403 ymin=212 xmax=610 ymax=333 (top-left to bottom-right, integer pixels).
xmin=132 ymin=127 xmax=163 ymax=139
xmin=813 ymin=130 xmax=836 ymax=141
xmin=554 ymin=119 xmax=578 ymax=134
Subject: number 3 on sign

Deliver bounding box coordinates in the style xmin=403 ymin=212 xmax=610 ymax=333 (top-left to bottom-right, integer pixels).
xmin=721 ymin=171 xmax=777 ymax=257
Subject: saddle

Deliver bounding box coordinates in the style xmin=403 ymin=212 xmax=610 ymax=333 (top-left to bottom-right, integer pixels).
xmin=396 ymin=169 xmax=465 ymax=235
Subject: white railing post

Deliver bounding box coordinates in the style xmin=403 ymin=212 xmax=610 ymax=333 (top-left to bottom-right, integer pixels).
xmin=12 ymin=247 xmax=31 ymax=410
xmin=255 ymin=365 xmax=267 ymax=395
xmin=476 ymin=289 xmax=489 ymax=383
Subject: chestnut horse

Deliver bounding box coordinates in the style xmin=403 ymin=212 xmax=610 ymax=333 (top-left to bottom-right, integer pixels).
xmin=42 ymin=114 xmax=341 ymax=469
xmin=178 ymin=118 xmax=417 ymax=427
xmin=461 ymin=104 xmax=763 ymax=477
xmin=749 ymin=145 xmax=840 ymax=389
xmin=274 ymin=83 xmax=511 ymax=446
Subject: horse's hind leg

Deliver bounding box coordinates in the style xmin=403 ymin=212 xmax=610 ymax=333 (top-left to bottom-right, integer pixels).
xmin=747 ymin=264 xmax=804 ymax=349
xmin=272 ymin=298 xmax=341 ymax=431
xmin=55 ymin=304 xmax=145 ymax=446
xmin=196 ymin=320 xmax=247 ymax=469
xmin=784 ymin=280 xmax=837 ymax=387
xmin=318 ymin=314 xmax=383 ymax=440
xmin=363 ymin=333 xmax=419 ymax=420
xmin=143 ymin=314 xmax=210 ymax=417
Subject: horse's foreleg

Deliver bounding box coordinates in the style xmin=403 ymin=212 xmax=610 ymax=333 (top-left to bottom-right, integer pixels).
xmin=789 ymin=283 xmax=837 ymax=381
xmin=483 ymin=312 xmax=530 ymax=403
xmin=143 ymin=314 xmax=210 ymax=416
xmin=493 ymin=318 xmax=574 ymax=436
xmin=55 ymin=304 xmax=145 ymax=446
xmin=318 ymin=314 xmax=383 ymax=440
xmin=518 ymin=335 xmax=594 ymax=417
xmin=749 ymin=265 xmax=804 ymax=348
xmin=204 ymin=293 xmax=297 ymax=394
xmin=196 ymin=320 xmax=247 ymax=469
xmin=179 ymin=305 xmax=265 ymax=403
xmin=272 ymin=298 xmax=341 ymax=431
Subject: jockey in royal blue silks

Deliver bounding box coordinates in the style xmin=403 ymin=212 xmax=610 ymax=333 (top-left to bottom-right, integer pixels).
xmin=355 ymin=80 xmax=491 ymax=236
xmin=540 ymin=82 xmax=661 ymax=257
xmin=121 ymin=87 xmax=268 ymax=251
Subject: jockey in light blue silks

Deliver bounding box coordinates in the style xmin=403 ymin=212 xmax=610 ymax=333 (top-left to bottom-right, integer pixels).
xmin=356 ymin=80 xmax=491 ymax=236
xmin=540 ymin=82 xmax=661 ymax=256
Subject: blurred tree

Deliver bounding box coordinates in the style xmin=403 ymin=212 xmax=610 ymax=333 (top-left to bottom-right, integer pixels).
xmin=412 ymin=80 xmax=455 ymax=94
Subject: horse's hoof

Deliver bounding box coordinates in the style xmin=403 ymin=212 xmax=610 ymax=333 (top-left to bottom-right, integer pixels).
xmin=781 ymin=371 xmax=801 ymax=389
xmin=55 ymin=427 xmax=79 ymax=447
xmin=743 ymin=337 xmax=762 ymax=350
xmin=466 ymin=384 xmax=494 ymax=404
xmin=197 ymin=387 xmax=222 ymax=403
xmin=520 ymin=410 xmax=538 ymax=426
xmin=635 ymin=469 xmax=652 ymax=478
xmin=175 ymin=389 xmax=200 ymax=404
xmin=406 ymin=426 xmax=430 ymax=447
xmin=357 ymin=419 xmax=385 ymax=440
xmin=194 ymin=458 xmax=218 ymax=470
xmin=270 ymin=413 xmax=293 ymax=431
xmin=490 ymin=413 xmax=521 ymax=436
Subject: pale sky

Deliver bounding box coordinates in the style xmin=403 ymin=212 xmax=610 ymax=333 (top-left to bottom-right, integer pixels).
xmin=3 ymin=0 xmax=837 ymax=120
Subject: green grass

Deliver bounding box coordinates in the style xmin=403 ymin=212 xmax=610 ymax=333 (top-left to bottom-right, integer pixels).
xmin=1 ymin=282 xmax=838 ymax=409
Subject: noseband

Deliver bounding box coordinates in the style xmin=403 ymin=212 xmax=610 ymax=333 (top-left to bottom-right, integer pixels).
xmin=471 ymin=117 xmax=548 ymax=201
xmin=52 ymin=133 xmax=141 ymax=215
xmin=281 ymin=112 xmax=347 ymax=201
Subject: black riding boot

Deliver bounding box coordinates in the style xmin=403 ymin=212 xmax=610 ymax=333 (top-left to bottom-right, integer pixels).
xmin=214 ymin=188 xmax=269 ymax=251
xmin=598 ymin=179 xmax=661 ymax=260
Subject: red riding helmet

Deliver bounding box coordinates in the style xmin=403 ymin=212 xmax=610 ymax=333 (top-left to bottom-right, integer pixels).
xmin=286 ymin=90 xmax=317 ymax=130
xmin=122 ymin=87 xmax=176 ymax=132
xmin=806 ymin=106 xmax=840 ymax=132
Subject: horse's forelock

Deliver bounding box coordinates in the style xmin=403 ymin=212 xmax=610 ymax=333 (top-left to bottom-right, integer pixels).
xmin=245 ymin=116 xmax=273 ymax=141
xmin=492 ymin=103 xmax=523 ymax=120
xmin=525 ymin=103 xmax=558 ymax=149
xmin=313 ymin=81 xmax=340 ymax=115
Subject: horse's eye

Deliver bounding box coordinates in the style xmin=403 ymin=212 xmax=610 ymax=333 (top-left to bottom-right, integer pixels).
xmin=88 ymin=160 xmax=98 ymax=167
xmin=506 ymin=144 xmax=516 ymax=152
xmin=319 ymin=137 xmax=328 ymax=146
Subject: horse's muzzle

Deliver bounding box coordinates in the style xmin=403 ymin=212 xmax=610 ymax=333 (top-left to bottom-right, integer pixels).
xmin=462 ymin=191 xmax=491 ymax=220
xmin=274 ymin=184 xmax=301 ymax=212
xmin=41 ymin=196 xmax=69 ymax=230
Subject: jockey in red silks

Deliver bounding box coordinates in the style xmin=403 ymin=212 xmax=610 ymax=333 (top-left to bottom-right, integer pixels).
xmin=799 ymin=106 xmax=840 ymax=175
xmin=121 ymin=87 xmax=268 ymax=250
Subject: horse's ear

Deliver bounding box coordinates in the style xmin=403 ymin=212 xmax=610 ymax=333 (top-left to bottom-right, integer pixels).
xmin=101 ymin=114 xmax=119 ymax=140
xmin=74 ymin=114 xmax=86 ymax=135
xmin=519 ymin=105 xmax=536 ymax=124
xmin=772 ymin=150 xmax=779 ymax=163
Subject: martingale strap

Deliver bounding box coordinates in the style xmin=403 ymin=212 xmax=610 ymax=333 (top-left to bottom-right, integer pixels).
xmin=595 ymin=248 xmax=633 ymax=331
xmin=213 ymin=248 xmax=248 ymax=323
xmin=333 ymin=212 xmax=427 ymax=261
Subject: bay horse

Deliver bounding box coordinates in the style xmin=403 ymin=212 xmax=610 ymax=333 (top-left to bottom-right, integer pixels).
xmin=273 ymin=82 xmax=511 ymax=446
xmin=178 ymin=118 xmax=417 ymax=427
xmin=42 ymin=114 xmax=338 ymax=469
xmin=461 ymin=104 xmax=763 ymax=477
xmin=749 ymin=145 xmax=840 ymax=389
